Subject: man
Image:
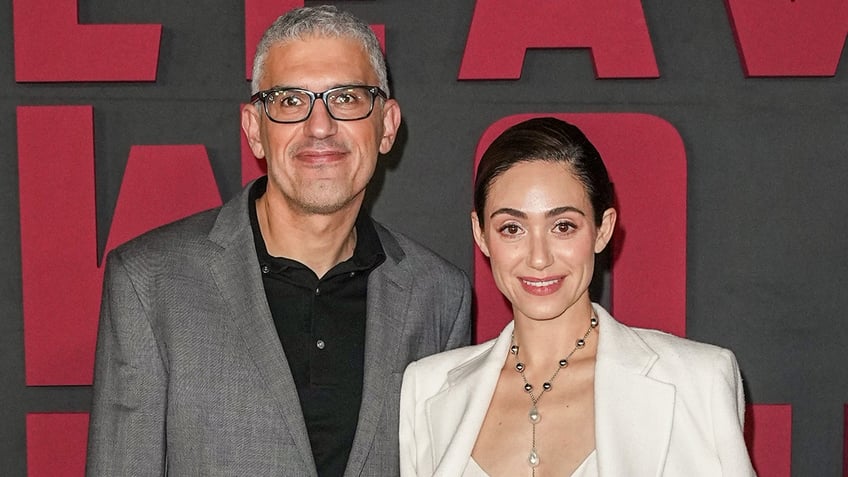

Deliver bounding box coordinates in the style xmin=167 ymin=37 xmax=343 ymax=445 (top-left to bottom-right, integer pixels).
xmin=86 ymin=6 xmax=471 ymax=476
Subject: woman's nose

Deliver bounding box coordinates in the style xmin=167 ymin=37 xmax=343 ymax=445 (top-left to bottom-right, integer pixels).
xmin=527 ymin=234 xmax=554 ymax=270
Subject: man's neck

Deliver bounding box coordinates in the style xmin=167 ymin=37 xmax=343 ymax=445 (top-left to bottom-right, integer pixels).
xmin=256 ymin=193 xmax=361 ymax=278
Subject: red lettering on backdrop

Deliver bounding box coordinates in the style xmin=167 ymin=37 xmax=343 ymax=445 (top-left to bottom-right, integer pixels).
xmin=12 ymin=0 xmax=161 ymax=82
xmin=244 ymin=0 xmax=386 ymax=80
xmin=18 ymin=106 xmax=222 ymax=385
xmin=725 ymin=0 xmax=848 ymax=76
xmin=459 ymin=0 xmax=659 ymax=79
xmin=745 ymin=404 xmax=792 ymax=476
xmin=244 ymin=0 xmax=303 ymax=78
xmin=104 ymin=145 xmax=221 ymax=252
xmin=26 ymin=413 xmax=88 ymax=477
xmin=473 ymin=114 xmax=686 ymax=342
xmin=19 ymin=106 xmax=99 ymax=385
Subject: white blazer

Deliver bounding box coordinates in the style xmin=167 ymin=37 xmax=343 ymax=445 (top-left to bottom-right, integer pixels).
xmin=399 ymin=304 xmax=757 ymax=476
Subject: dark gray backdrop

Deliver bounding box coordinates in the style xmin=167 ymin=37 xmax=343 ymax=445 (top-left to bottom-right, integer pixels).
xmin=1 ymin=1 xmax=846 ymax=475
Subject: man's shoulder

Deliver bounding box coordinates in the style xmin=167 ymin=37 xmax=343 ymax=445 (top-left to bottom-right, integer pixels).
xmin=112 ymin=184 xmax=252 ymax=261
xmin=373 ymin=221 xmax=464 ymax=275
xmin=109 ymin=205 xmax=228 ymax=266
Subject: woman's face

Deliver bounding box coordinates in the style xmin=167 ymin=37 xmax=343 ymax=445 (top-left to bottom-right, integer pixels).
xmin=472 ymin=160 xmax=616 ymax=322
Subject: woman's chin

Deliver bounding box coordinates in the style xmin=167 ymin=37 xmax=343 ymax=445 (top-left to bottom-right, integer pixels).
xmin=515 ymin=307 xmax=567 ymax=322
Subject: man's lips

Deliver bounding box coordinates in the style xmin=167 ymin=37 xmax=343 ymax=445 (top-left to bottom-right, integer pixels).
xmin=295 ymin=149 xmax=348 ymax=165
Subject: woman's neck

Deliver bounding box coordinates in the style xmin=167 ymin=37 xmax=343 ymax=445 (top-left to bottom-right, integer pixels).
xmin=511 ymin=302 xmax=598 ymax=368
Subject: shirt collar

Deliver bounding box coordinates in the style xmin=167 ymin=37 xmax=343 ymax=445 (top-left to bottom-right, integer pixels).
xmin=248 ymin=176 xmax=385 ymax=275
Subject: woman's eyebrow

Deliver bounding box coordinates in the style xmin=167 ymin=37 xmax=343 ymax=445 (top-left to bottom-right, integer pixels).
xmin=489 ymin=207 xmax=526 ymax=219
xmin=546 ymin=206 xmax=585 ymax=218
xmin=489 ymin=205 xmax=586 ymax=220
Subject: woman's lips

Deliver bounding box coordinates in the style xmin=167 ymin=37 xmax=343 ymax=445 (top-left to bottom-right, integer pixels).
xmin=519 ymin=276 xmax=564 ymax=295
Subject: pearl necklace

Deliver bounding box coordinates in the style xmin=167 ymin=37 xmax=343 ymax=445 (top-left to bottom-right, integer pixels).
xmin=510 ymin=313 xmax=598 ymax=475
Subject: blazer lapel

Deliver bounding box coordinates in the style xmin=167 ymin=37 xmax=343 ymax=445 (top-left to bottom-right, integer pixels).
xmin=593 ymin=304 xmax=674 ymax=477
xmin=207 ymin=184 xmax=317 ymax=476
xmin=427 ymin=323 xmax=514 ymax=476
xmin=345 ymin=226 xmax=413 ymax=476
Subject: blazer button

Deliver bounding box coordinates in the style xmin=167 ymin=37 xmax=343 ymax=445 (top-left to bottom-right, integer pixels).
xmin=316 ymin=340 xmax=325 ymax=350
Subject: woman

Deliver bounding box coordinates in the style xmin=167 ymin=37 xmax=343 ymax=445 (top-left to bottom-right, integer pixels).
xmin=399 ymin=117 xmax=756 ymax=476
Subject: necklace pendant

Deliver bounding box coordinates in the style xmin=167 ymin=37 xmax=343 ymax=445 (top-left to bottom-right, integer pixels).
xmin=528 ymin=449 xmax=540 ymax=467
xmin=528 ymin=406 xmax=541 ymax=424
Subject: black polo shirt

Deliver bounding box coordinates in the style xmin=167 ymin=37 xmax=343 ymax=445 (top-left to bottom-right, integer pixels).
xmin=248 ymin=178 xmax=385 ymax=476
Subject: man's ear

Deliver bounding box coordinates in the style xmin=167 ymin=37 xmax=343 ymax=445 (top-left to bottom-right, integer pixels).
xmin=378 ymin=99 xmax=401 ymax=154
xmin=594 ymin=208 xmax=617 ymax=254
xmin=471 ymin=211 xmax=490 ymax=257
xmin=241 ymin=103 xmax=266 ymax=159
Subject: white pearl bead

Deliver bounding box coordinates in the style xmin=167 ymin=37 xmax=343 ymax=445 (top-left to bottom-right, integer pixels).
xmin=529 ymin=450 xmax=540 ymax=467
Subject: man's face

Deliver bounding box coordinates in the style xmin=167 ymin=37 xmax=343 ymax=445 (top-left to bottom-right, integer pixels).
xmin=242 ymin=36 xmax=400 ymax=215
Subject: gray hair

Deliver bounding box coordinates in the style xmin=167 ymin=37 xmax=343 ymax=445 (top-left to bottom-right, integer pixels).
xmin=250 ymin=5 xmax=389 ymax=96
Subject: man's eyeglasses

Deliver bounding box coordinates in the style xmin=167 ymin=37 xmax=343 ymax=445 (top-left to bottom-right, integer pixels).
xmin=250 ymin=85 xmax=388 ymax=124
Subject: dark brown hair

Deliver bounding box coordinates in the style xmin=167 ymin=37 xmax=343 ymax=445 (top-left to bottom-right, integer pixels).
xmin=474 ymin=117 xmax=614 ymax=226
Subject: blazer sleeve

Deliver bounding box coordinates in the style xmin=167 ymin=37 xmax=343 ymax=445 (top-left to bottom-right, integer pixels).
xmin=711 ymin=349 xmax=758 ymax=476
xmin=442 ymin=270 xmax=472 ymax=352
xmin=86 ymin=251 xmax=168 ymax=477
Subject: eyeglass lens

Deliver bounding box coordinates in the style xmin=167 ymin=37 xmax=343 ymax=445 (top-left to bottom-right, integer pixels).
xmin=264 ymin=86 xmax=376 ymax=122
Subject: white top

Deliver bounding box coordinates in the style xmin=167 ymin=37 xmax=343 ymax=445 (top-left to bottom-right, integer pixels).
xmin=464 ymin=450 xmax=598 ymax=477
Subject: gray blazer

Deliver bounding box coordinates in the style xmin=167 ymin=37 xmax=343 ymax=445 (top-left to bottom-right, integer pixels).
xmin=86 ymin=181 xmax=472 ymax=477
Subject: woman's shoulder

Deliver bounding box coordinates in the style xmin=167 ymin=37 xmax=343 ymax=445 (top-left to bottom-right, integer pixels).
xmin=595 ymin=305 xmax=739 ymax=380
xmin=633 ymin=326 xmax=734 ymax=359
xmin=626 ymin=326 xmax=742 ymax=389
xmin=401 ymin=339 xmax=497 ymax=403
xmin=407 ymin=338 xmax=499 ymax=377
xmin=402 ymin=323 xmax=512 ymax=400
xmin=596 ymin=305 xmax=735 ymax=361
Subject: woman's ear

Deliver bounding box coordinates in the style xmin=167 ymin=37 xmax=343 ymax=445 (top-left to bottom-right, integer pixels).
xmin=471 ymin=211 xmax=490 ymax=257
xmin=594 ymin=208 xmax=617 ymax=254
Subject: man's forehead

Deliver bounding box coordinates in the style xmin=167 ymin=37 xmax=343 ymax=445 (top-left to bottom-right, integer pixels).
xmin=270 ymin=34 xmax=367 ymax=55
xmin=262 ymin=36 xmax=377 ymax=87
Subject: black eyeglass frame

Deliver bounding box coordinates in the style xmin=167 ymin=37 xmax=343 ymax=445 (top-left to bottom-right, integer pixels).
xmin=250 ymin=85 xmax=388 ymax=124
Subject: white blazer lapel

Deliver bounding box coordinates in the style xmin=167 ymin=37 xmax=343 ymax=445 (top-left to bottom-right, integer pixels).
xmin=426 ymin=322 xmax=514 ymax=477
xmin=593 ymin=305 xmax=675 ymax=477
